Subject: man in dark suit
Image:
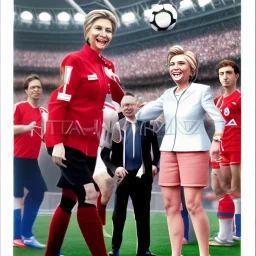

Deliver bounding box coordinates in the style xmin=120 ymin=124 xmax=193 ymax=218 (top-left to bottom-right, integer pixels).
xmin=101 ymin=94 xmax=160 ymax=256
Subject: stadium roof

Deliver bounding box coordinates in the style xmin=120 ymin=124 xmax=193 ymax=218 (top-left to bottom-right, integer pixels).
xmin=14 ymin=0 xmax=241 ymax=47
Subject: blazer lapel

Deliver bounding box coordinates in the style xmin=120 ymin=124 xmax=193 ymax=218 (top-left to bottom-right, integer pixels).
xmin=178 ymin=84 xmax=196 ymax=103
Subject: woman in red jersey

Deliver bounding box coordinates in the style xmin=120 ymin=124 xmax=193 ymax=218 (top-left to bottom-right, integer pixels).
xmin=44 ymin=10 xmax=124 ymax=256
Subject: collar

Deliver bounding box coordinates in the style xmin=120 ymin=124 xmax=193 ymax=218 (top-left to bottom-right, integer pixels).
xmin=82 ymin=44 xmax=100 ymax=61
xmin=125 ymin=117 xmax=136 ymax=124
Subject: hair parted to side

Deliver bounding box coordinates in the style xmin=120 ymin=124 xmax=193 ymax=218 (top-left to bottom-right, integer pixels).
xmin=216 ymin=60 xmax=240 ymax=75
xmin=84 ymin=9 xmax=117 ymax=44
xmin=23 ymin=74 xmax=41 ymax=90
xmin=167 ymin=45 xmax=199 ymax=82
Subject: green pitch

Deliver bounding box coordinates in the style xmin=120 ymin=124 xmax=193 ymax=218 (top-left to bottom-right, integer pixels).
xmin=14 ymin=212 xmax=240 ymax=256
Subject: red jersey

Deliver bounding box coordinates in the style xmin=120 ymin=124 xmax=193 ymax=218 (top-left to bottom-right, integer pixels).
xmin=14 ymin=101 xmax=48 ymax=159
xmin=214 ymin=90 xmax=241 ymax=152
xmin=45 ymin=44 xmax=124 ymax=157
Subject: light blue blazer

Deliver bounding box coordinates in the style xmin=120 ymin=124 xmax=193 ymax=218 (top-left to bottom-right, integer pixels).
xmin=136 ymin=83 xmax=225 ymax=152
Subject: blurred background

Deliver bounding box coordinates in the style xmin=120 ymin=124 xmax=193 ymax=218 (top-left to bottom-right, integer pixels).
xmin=13 ymin=0 xmax=241 ymax=213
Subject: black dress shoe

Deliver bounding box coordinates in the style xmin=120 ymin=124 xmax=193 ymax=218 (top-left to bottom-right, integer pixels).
xmin=108 ymin=251 xmax=120 ymax=256
xmin=137 ymin=251 xmax=157 ymax=256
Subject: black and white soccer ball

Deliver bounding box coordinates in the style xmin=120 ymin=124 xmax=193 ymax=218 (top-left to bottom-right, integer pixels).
xmin=149 ymin=4 xmax=177 ymax=31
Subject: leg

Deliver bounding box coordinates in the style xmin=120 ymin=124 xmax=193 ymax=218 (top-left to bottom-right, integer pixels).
xmin=22 ymin=161 xmax=47 ymax=240
xmin=132 ymin=175 xmax=152 ymax=255
xmin=94 ymin=171 xmax=115 ymax=225
xmin=72 ymin=183 xmax=108 ymax=256
xmin=184 ymin=187 xmax=209 ymax=256
xmin=180 ymin=187 xmax=189 ymax=243
xmin=13 ymin=198 xmax=24 ymax=246
xmin=13 ymin=158 xmax=25 ymax=243
xmin=230 ymin=165 xmax=241 ymax=198
xmin=230 ymin=165 xmax=241 ymax=238
xmin=210 ymin=167 xmax=234 ymax=245
xmin=161 ymin=186 xmax=183 ymax=256
xmin=44 ymin=189 xmax=77 ymax=256
xmin=111 ymin=178 xmax=129 ymax=253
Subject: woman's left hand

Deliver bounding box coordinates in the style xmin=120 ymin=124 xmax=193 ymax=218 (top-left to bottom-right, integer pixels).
xmin=210 ymin=141 xmax=221 ymax=162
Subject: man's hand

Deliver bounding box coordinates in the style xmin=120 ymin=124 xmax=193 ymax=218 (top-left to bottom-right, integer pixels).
xmin=115 ymin=167 xmax=128 ymax=186
xmin=115 ymin=167 xmax=128 ymax=178
xmin=28 ymin=121 xmax=36 ymax=132
xmin=152 ymin=165 xmax=158 ymax=179
xmin=52 ymin=143 xmax=67 ymax=168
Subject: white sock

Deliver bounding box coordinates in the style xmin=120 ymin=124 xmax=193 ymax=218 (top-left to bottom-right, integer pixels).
xmin=218 ymin=219 xmax=233 ymax=241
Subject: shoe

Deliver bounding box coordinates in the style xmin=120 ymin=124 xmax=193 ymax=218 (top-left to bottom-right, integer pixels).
xmin=108 ymin=251 xmax=120 ymax=256
xmin=21 ymin=236 xmax=46 ymax=249
xmin=13 ymin=239 xmax=27 ymax=247
xmin=209 ymin=235 xmax=234 ymax=246
xmin=233 ymin=234 xmax=241 ymax=241
xmin=182 ymin=237 xmax=189 ymax=245
xmin=137 ymin=251 xmax=157 ymax=256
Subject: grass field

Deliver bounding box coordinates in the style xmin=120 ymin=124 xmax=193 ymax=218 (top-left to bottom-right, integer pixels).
xmin=14 ymin=212 xmax=240 ymax=256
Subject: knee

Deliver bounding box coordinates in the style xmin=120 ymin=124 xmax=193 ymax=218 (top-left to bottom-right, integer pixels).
xmin=59 ymin=195 xmax=77 ymax=214
xmin=84 ymin=183 xmax=98 ymax=206
xmin=230 ymin=180 xmax=240 ymax=193
xmin=186 ymin=200 xmax=202 ymax=216
xmin=101 ymin=192 xmax=112 ymax=204
xmin=164 ymin=200 xmax=180 ymax=216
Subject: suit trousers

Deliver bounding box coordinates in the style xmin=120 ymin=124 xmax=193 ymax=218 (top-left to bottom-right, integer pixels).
xmin=111 ymin=171 xmax=152 ymax=254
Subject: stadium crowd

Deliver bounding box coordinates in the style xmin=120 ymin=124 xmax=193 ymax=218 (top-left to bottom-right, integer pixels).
xmin=14 ymin=27 xmax=240 ymax=88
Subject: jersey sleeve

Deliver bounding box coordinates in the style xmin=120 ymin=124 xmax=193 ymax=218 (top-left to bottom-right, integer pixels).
xmin=47 ymin=55 xmax=81 ymax=145
xmin=13 ymin=103 xmax=21 ymax=124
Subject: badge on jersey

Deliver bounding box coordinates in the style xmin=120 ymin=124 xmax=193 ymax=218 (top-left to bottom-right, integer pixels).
xmin=224 ymin=107 xmax=230 ymax=116
xmin=226 ymin=119 xmax=237 ymax=126
xmin=88 ymin=73 xmax=98 ymax=80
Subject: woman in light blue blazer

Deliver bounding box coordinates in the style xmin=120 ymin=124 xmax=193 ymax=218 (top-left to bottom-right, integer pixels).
xmin=136 ymin=45 xmax=225 ymax=256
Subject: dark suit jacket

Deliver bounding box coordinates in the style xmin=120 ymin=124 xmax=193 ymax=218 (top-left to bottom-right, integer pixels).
xmin=101 ymin=117 xmax=160 ymax=178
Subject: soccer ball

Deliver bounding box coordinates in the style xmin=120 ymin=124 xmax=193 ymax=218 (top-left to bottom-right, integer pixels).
xmin=149 ymin=4 xmax=177 ymax=31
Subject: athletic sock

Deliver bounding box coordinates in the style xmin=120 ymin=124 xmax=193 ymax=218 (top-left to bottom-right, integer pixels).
xmin=21 ymin=192 xmax=44 ymax=238
xmin=14 ymin=209 xmax=22 ymax=239
xmin=233 ymin=198 xmax=241 ymax=237
xmin=77 ymin=207 xmax=107 ymax=256
xmin=97 ymin=192 xmax=107 ymax=226
xmin=217 ymin=194 xmax=235 ymax=241
xmin=44 ymin=206 xmax=71 ymax=256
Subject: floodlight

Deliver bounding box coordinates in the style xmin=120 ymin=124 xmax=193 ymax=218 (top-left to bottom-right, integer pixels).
xmin=121 ymin=12 xmax=136 ymax=25
xmin=20 ymin=11 xmax=33 ymax=21
xmin=179 ymin=0 xmax=194 ymax=11
xmin=57 ymin=12 xmax=71 ymax=22
xmin=38 ymin=12 xmax=52 ymax=22
xmin=198 ymin=0 xmax=212 ymax=7
xmin=74 ymin=12 xmax=85 ymax=23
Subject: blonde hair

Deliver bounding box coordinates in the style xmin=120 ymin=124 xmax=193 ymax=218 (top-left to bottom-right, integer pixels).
xmin=84 ymin=9 xmax=117 ymax=43
xmin=167 ymin=45 xmax=199 ymax=82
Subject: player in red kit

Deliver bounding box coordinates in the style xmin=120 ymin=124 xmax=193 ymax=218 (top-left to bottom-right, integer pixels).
xmin=44 ymin=10 xmax=124 ymax=256
xmin=209 ymin=60 xmax=241 ymax=246
xmin=13 ymin=74 xmax=48 ymax=249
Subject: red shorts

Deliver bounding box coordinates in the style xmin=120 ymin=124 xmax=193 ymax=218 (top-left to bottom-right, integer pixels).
xmin=220 ymin=151 xmax=241 ymax=166
xmin=211 ymin=161 xmax=220 ymax=169
xmin=159 ymin=151 xmax=209 ymax=187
